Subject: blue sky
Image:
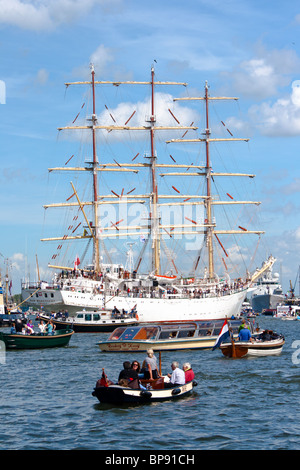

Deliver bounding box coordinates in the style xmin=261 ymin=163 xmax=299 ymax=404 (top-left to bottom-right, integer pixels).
xmin=0 ymin=0 xmax=300 ymax=296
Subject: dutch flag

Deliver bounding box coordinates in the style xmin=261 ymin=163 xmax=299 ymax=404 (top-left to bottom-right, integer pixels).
xmin=212 ymin=319 xmax=230 ymax=350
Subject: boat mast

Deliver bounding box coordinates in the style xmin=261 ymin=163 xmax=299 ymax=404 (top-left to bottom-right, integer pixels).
xmin=170 ymin=85 xmax=262 ymax=282
xmin=46 ymin=68 xmax=194 ymax=274
xmin=204 ymin=81 xmax=214 ymax=281
xmin=90 ymin=64 xmax=100 ymax=273
xmin=149 ymin=65 xmax=160 ymax=274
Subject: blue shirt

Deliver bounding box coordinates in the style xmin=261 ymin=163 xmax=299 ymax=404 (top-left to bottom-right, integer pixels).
xmin=238 ymin=328 xmax=251 ymax=341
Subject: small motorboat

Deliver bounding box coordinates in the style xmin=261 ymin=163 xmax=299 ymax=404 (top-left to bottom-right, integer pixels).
xmin=0 ymin=328 xmax=74 ymax=349
xmin=92 ymin=378 xmax=197 ymax=405
xmin=37 ymin=308 xmax=139 ymax=333
xmin=220 ymin=330 xmax=285 ymax=358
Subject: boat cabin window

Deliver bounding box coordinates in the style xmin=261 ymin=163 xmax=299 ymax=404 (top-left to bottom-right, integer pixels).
xmin=84 ymin=314 xmax=92 ymax=321
xmin=133 ymin=327 xmax=159 ymax=340
xmin=229 ymin=321 xmax=242 ymax=335
xmin=77 ymin=314 xmax=84 ymax=319
xmin=109 ymin=327 xmax=127 ymax=340
xmin=93 ymin=314 xmax=100 ymax=321
xmin=158 ymin=329 xmax=178 ymax=340
xmin=197 ymin=322 xmax=214 ymax=336
xmin=210 ymin=321 xmax=224 ymax=336
xmin=177 ymin=329 xmax=195 ymax=338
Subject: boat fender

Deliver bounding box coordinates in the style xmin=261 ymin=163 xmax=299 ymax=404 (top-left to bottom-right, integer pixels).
xmin=192 ymin=380 xmax=198 ymax=387
xmin=171 ymin=388 xmax=181 ymax=396
xmin=140 ymin=390 xmax=152 ymax=399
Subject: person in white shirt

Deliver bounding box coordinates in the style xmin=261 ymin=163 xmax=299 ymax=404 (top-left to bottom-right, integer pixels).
xmin=38 ymin=320 xmax=47 ymax=333
xmin=165 ymin=361 xmax=185 ymax=387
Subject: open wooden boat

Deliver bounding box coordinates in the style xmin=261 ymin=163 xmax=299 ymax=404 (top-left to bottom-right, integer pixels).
xmin=38 ymin=310 xmax=138 ymax=333
xmin=0 ymin=328 xmax=74 ymax=349
xmin=98 ymin=319 xmax=246 ymax=352
xmin=220 ymin=331 xmax=285 ymax=358
xmin=92 ymin=379 xmax=197 ymax=404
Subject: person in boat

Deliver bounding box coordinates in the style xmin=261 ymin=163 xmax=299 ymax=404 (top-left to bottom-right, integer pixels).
xmin=10 ymin=322 xmax=16 ymax=334
xmin=238 ymin=318 xmax=250 ymax=332
xmin=238 ymin=325 xmax=254 ymax=342
xmin=183 ymin=362 xmax=195 ymax=383
xmin=131 ymin=360 xmax=141 ymax=375
xmin=260 ymin=330 xmax=277 ymax=341
xmin=118 ymin=361 xmax=139 ymax=383
xmin=25 ymin=320 xmax=34 ymax=335
xmin=131 ymin=360 xmax=147 ymax=390
xmin=142 ymin=349 xmax=160 ymax=380
xmin=15 ymin=318 xmax=23 ymax=333
xmin=112 ymin=306 xmax=120 ymax=318
xmin=46 ymin=320 xmax=56 ymax=335
xmin=165 ymin=361 xmax=185 ymax=388
xmin=38 ymin=320 xmax=47 ymax=333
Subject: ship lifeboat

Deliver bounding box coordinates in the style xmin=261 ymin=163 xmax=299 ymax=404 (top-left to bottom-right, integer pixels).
xmin=154 ymin=275 xmax=177 ymax=284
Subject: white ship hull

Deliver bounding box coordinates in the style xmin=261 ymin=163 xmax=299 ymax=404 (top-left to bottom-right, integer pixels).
xmin=22 ymin=286 xmax=246 ymax=321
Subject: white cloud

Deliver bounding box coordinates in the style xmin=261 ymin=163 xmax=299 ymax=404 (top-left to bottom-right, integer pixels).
xmin=226 ymin=46 xmax=300 ymax=100
xmin=61 ymin=91 xmax=199 ymax=143
xmin=90 ymin=45 xmax=114 ymax=74
xmin=11 ymin=252 xmax=25 ymax=271
xmin=0 ymin=0 xmax=120 ymax=31
xmin=73 ymin=45 xmax=115 ymax=78
xmin=248 ymin=80 xmax=300 ymax=136
xmin=35 ymin=68 xmax=49 ymax=85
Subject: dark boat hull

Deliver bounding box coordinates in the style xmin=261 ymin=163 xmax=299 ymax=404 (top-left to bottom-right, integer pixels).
xmin=92 ymin=381 xmax=197 ymax=404
xmin=38 ymin=314 xmax=138 ymax=333
xmin=0 ymin=329 xmax=74 ymax=349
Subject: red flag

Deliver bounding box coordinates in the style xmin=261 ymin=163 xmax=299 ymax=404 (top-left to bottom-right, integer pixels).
xmin=99 ymin=369 xmax=109 ymax=387
xmin=74 ymin=255 xmax=80 ymax=270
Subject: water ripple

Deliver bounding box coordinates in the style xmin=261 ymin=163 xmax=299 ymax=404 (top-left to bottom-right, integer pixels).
xmin=1 ymin=317 xmax=300 ymax=450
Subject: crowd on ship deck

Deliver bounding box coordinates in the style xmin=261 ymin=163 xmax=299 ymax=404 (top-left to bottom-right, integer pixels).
xmin=24 ymin=267 xmax=247 ymax=300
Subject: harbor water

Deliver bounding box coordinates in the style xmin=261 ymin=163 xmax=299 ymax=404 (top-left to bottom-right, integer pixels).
xmin=1 ymin=316 xmax=300 ymax=450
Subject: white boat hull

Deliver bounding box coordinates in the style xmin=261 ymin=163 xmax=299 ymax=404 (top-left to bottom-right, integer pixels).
xmin=241 ymin=340 xmax=284 ymax=356
xmin=22 ymin=286 xmax=246 ymax=321
xmin=221 ymin=338 xmax=285 ymax=357
xmin=105 ymin=289 xmax=246 ymax=322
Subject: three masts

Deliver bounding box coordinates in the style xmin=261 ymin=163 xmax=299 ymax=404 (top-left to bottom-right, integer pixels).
xmin=21 ymin=65 xmax=274 ymax=319
xmin=43 ymin=65 xmax=263 ymax=282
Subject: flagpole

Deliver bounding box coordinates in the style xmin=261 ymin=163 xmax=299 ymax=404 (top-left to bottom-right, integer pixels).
xmin=229 ymin=327 xmax=237 ymax=358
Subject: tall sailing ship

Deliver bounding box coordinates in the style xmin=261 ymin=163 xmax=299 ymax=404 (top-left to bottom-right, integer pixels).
xmin=21 ymin=65 xmax=273 ymax=321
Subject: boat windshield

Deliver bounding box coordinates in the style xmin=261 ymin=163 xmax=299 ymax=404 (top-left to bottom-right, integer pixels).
xmin=132 ymin=327 xmax=159 ymax=340
xmin=118 ymin=327 xmax=142 ymax=340
xmin=108 ymin=327 xmax=127 ymax=340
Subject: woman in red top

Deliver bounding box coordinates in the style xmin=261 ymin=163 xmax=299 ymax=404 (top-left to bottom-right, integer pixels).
xmin=183 ymin=362 xmax=195 ymax=383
